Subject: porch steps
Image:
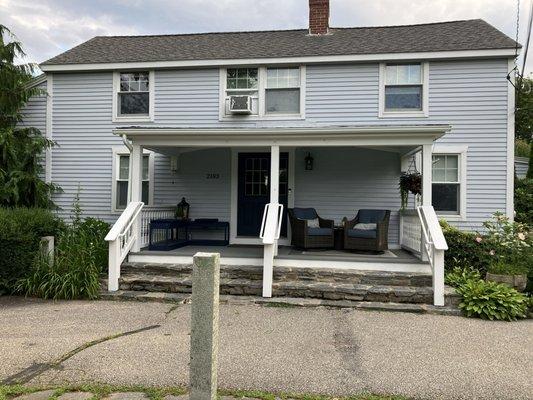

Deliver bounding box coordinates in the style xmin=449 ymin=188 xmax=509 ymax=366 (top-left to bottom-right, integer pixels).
xmin=114 ymin=262 xmax=459 ymax=306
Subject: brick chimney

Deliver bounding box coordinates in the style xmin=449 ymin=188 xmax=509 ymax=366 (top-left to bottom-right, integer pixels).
xmin=309 ymin=0 xmax=330 ymax=35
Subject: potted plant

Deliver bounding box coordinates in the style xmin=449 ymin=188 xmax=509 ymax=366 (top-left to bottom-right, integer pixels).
xmin=481 ymin=212 xmax=531 ymax=292
xmin=399 ymin=172 xmax=422 ymax=210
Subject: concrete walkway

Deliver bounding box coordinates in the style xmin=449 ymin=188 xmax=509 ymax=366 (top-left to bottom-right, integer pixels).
xmin=0 ymin=297 xmax=531 ymax=399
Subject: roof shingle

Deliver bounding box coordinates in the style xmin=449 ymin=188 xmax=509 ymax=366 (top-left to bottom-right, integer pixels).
xmin=41 ymin=19 xmax=518 ymax=66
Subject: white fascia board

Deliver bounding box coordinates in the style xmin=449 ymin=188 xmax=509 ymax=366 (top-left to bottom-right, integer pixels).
xmin=115 ymin=125 xmax=451 ymax=148
xmin=40 ymin=48 xmax=517 ymax=72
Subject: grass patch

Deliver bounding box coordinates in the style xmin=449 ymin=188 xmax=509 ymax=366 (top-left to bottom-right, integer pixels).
xmin=0 ymin=384 xmax=408 ymax=400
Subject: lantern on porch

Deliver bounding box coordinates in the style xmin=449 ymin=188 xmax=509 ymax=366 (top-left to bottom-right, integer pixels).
xmin=304 ymin=152 xmax=314 ymax=170
xmin=176 ymin=197 xmax=190 ymax=220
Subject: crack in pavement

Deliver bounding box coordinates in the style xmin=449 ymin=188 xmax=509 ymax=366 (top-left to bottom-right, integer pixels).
xmin=2 ymin=324 xmax=160 ymax=385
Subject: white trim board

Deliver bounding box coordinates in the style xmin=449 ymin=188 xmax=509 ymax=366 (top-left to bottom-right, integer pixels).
xmin=40 ymin=48 xmax=517 ymax=72
xmin=506 ymin=58 xmax=515 ymax=221
xmin=45 ymin=74 xmax=53 ymax=183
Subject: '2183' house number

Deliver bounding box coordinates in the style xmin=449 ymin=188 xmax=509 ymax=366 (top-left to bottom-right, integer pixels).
xmin=206 ymin=173 xmax=220 ymax=179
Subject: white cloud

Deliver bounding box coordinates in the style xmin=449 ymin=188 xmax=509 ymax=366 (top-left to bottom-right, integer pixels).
xmin=1 ymin=0 xmax=531 ymax=75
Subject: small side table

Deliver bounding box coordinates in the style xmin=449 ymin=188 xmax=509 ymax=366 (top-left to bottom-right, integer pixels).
xmin=333 ymin=227 xmax=344 ymax=250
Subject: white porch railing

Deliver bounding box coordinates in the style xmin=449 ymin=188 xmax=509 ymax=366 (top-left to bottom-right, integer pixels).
xmin=260 ymin=202 xmax=284 ymax=297
xmin=140 ymin=205 xmax=176 ymax=248
xmin=401 ymin=206 xmax=448 ymax=306
xmin=105 ymin=201 xmax=144 ymax=291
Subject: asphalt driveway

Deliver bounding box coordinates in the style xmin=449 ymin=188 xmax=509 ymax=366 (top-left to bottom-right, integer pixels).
xmin=0 ymin=296 xmax=531 ymax=399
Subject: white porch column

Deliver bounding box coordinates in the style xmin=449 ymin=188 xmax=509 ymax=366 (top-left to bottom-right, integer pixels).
xmin=421 ymin=144 xmax=433 ymax=262
xmin=422 ymin=144 xmax=432 ymax=206
xmin=262 ymin=145 xmax=280 ymax=298
xmin=130 ymin=143 xmax=143 ymax=252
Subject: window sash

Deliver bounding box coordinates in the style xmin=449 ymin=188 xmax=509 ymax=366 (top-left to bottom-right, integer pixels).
xmin=386 ymin=64 xmax=422 ymax=85
xmin=226 ymin=68 xmax=258 ymax=90
xmin=384 ymin=85 xmax=422 ymax=111
xmin=432 ymin=155 xmax=459 ymax=183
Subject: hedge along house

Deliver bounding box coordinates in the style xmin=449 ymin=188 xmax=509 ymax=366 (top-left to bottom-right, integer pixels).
xmin=31 ymin=0 xmax=519 ymax=306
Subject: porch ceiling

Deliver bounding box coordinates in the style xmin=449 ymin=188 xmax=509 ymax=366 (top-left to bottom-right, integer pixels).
xmin=114 ymin=124 xmax=451 ymax=148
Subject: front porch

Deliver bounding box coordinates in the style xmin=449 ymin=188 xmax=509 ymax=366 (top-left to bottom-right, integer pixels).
xmin=105 ymin=125 xmax=449 ymax=305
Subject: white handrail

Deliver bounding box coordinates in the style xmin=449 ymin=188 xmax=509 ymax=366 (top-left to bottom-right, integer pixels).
xmin=105 ymin=201 xmax=144 ymax=291
xmin=260 ymin=203 xmax=283 ymax=244
xmin=416 ymin=205 xmax=448 ymax=306
xmin=105 ymin=201 xmax=144 ymax=242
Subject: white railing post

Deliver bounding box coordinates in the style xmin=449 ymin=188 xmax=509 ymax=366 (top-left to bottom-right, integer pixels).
xmin=108 ymin=240 xmax=120 ymax=291
xmin=433 ymin=249 xmax=445 ymax=306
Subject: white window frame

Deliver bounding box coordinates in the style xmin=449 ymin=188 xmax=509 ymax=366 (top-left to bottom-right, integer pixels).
xmin=432 ymin=144 xmax=467 ymax=221
xmin=111 ymin=146 xmax=155 ymax=212
xmin=219 ymin=66 xmax=305 ymax=121
xmin=379 ymin=62 xmax=429 ymax=118
xmin=112 ymin=71 xmax=155 ymax=123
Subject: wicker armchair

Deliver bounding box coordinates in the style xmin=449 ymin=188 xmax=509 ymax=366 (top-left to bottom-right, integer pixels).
xmin=344 ymin=209 xmax=390 ymax=252
xmin=288 ymin=208 xmax=334 ymax=249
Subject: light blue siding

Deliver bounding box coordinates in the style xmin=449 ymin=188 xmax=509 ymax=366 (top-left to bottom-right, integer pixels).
xmin=32 ymin=58 xmax=510 ymax=236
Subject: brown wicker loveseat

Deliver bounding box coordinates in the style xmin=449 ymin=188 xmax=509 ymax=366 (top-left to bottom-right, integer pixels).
xmin=288 ymin=208 xmax=334 ymax=249
xmin=344 ymin=209 xmax=390 ymax=252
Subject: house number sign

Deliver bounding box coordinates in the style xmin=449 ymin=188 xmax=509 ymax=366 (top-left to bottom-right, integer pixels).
xmin=206 ymin=173 xmax=220 ymax=179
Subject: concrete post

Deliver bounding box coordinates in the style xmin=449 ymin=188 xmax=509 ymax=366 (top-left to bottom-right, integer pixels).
xmin=190 ymin=252 xmax=220 ymax=400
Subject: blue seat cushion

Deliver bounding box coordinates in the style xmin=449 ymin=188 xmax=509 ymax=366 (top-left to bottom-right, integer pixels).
xmin=358 ymin=209 xmax=387 ymax=224
xmin=307 ymin=227 xmax=333 ymax=236
xmin=347 ymin=228 xmax=377 ymax=239
xmin=293 ymin=208 xmax=318 ymax=220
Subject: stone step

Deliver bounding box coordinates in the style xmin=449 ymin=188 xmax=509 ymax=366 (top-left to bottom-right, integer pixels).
xmin=120 ymin=262 xmax=433 ymax=287
xmin=118 ymin=273 xmax=436 ymax=304
xmin=99 ymin=290 xmax=462 ymax=316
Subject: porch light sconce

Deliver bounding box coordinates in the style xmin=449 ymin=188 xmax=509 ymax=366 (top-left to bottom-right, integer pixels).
xmin=305 ymin=152 xmax=314 ymax=171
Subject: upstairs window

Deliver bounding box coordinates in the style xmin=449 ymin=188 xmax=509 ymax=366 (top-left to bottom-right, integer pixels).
xmin=266 ymin=68 xmax=300 ymax=114
xmin=432 ymin=154 xmax=460 ymax=214
xmin=379 ymin=62 xmax=428 ymax=118
xmin=220 ymin=66 xmax=305 ymax=119
xmin=113 ymin=71 xmax=154 ymax=122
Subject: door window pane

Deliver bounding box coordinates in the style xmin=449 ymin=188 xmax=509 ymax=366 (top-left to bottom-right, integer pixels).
xmin=385 ymin=86 xmax=422 ymax=110
xmin=266 ymin=89 xmax=300 ymax=114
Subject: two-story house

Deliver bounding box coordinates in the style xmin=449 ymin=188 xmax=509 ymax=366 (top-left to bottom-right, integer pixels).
xmin=26 ymin=0 xmax=518 ymax=306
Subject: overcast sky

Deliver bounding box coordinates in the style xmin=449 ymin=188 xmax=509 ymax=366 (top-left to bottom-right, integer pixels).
xmin=1 ymin=0 xmax=531 ymax=75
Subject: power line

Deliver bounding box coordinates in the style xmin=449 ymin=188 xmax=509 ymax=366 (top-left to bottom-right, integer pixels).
xmin=522 ymin=0 xmax=533 ymax=77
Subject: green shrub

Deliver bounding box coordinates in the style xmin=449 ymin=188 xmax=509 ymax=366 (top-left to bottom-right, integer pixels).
xmin=514 ymin=178 xmax=533 ymax=226
xmin=515 ymin=139 xmax=531 ymax=158
xmin=445 ymin=267 xmax=481 ymax=287
xmin=0 ymin=208 xmax=63 ymax=294
xmin=456 ymin=279 xmax=529 ymax=321
xmin=487 ymin=260 xmax=528 ymax=275
xmin=18 ymin=216 xmax=110 ymax=300
xmin=440 ymin=220 xmax=491 ymax=274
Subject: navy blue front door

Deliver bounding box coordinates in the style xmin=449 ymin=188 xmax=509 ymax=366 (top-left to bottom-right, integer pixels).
xmin=237 ymin=152 xmax=288 ymax=237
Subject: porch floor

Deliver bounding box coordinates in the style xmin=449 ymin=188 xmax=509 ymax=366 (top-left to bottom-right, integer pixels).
xmin=132 ymin=245 xmax=428 ymax=273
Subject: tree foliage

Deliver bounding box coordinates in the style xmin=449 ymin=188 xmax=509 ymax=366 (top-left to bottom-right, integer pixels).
xmin=515 ymin=77 xmax=533 ymax=143
xmin=0 ymin=24 xmax=58 ymax=208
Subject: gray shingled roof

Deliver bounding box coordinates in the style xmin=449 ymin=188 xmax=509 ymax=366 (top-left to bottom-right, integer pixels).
xmin=42 ymin=19 xmax=518 ymax=66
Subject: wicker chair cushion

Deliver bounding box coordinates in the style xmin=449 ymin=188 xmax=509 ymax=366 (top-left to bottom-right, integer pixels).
xmin=293 ymin=208 xmax=318 ymax=220
xmin=354 ymin=223 xmax=377 ymax=230
xmin=358 ymin=209 xmax=387 ymax=224
xmin=347 ymin=228 xmax=377 ymax=239
xmin=307 ymin=227 xmax=333 ymax=236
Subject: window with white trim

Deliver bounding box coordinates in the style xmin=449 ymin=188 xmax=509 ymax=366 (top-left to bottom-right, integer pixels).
xmin=221 ymin=66 xmax=304 ymax=119
xmin=265 ymin=67 xmax=300 ymax=114
xmin=114 ymin=153 xmax=151 ymax=210
xmin=113 ymin=71 xmax=154 ymax=122
xmin=432 ymin=154 xmax=460 ymax=214
xmin=379 ymin=62 xmax=428 ymax=117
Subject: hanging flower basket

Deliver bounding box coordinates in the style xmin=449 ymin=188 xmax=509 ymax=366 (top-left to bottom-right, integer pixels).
xmin=399 ymin=172 xmax=422 ymax=210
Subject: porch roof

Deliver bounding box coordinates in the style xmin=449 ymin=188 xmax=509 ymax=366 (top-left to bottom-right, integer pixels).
xmin=114 ymin=124 xmax=451 ymax=147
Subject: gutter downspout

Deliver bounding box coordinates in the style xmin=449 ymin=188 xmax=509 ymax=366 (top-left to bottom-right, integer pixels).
xmin=122 ymin=134 xmax=134 ymax=203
